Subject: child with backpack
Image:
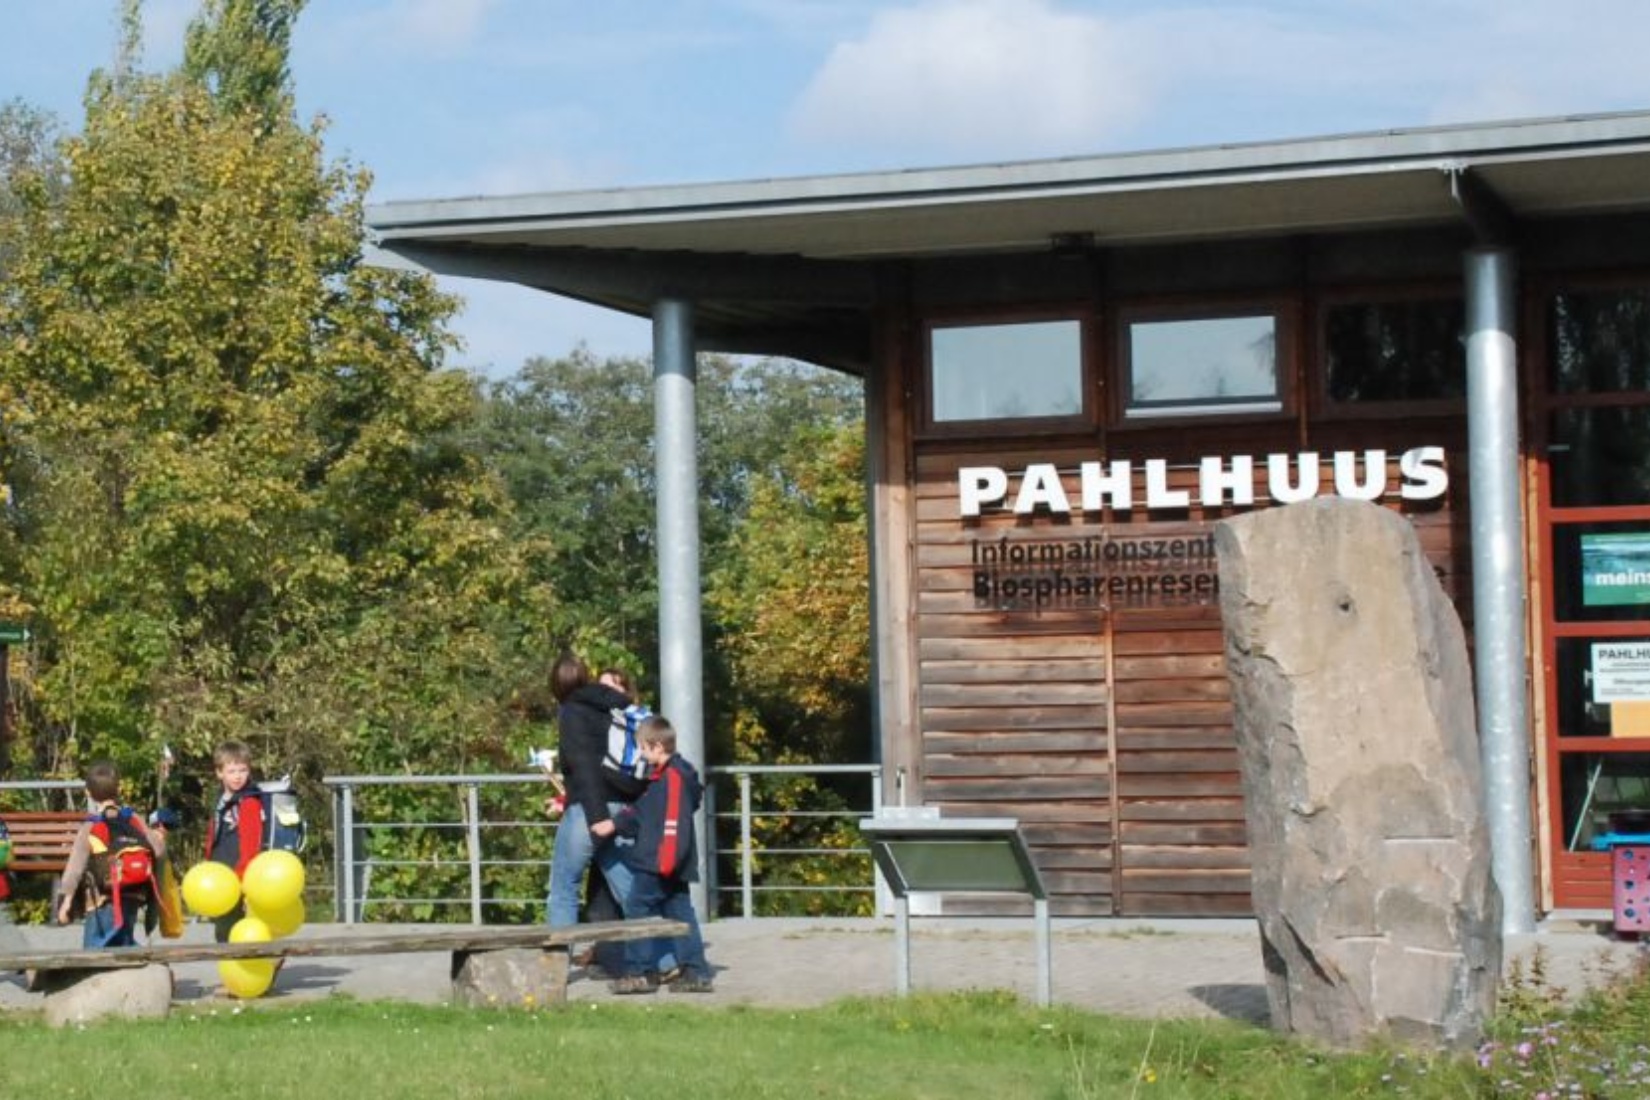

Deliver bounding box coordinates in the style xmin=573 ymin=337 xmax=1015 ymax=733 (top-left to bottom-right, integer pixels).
xmin=54 ymin=759 xmax=171 ymax=948
xmin=203 ymin=739 xmax=306 ymax=942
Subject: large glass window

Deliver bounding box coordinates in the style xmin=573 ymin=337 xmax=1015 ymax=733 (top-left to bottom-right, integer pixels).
xmin=1122 ymin=313 xmax=1280 ymax=419
xmin=929 ymin=319 xmax=1083 ymax=424
xmin=1550 ymin=287 xmax=1650 ymax=394
xmin=1323 ymin=298 xmax=1465 ymax=403
xmin=1561 ymin=753 xmax=1650 ymax=851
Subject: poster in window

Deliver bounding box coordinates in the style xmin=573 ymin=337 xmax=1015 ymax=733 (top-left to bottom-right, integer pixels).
xmin=1581 ymin=532 xmax=1650 ymax=607
xmin=1592 ymin=641 xmax=1650 ymax=736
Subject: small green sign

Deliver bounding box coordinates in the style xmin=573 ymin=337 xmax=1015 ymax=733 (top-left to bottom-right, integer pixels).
xmin=0 ymin=622 xmax=30 ymax=644
xmin=1582 ymin=532 xmax=1650 ymax=607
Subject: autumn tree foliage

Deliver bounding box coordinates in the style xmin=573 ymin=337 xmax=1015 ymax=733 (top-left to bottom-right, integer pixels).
xmin=0 ymin=0 xmax=557 ymax=786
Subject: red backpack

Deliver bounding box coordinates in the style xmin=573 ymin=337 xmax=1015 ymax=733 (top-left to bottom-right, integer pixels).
xmin=85 ymin=806 xmax=157 ymax=934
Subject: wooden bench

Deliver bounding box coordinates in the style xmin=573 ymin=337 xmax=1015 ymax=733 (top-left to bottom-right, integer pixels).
xmin=0 ymin=918 xmax=687 ymax=1018
xmin=0 ymin=810 xmax=84 ymax=875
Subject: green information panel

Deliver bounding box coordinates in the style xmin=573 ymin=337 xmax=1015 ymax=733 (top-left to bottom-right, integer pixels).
xmin=877 ymin=839 xmax=1029 ymax=893
xmin=1582 ymin=532 xmax=1650 ymax=607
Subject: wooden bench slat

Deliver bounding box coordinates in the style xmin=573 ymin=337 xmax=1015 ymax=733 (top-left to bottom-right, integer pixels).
xmin=0 ymin=918 xmax=689 ymax=973
xmin=1 ymin=810 xmax=84 ymax=874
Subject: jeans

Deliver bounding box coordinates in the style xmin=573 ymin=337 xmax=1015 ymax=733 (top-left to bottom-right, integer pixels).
xmin=621 ymin=870 xmax=708 ymax=979
xmin=546 ymin=802 xmax=635 ymax=926
xmin=83 ymin=903 xmax=137 ymax=948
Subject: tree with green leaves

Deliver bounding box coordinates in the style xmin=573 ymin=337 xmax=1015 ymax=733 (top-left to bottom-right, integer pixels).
xmin=0 ymin=0 xmax=557 ymax=792
xmin=705 ymin=417 xmax=872 ymax=914
xmin=482 ymin=349 xmax=864 ymax=689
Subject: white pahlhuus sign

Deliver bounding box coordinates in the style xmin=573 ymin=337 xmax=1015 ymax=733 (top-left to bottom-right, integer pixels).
xmin=958 ymin=446 xmax=1448 ymax=517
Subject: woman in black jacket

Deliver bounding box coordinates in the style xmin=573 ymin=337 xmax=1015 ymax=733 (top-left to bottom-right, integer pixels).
xmin=545 ymin=654 xmax=643 ymax=930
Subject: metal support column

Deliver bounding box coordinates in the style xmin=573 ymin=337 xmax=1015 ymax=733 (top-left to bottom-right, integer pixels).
xmin=1464 ymin=246 xmax=1536 ymax=934
xmin=653 ymin=297 xmax=709 ymax=919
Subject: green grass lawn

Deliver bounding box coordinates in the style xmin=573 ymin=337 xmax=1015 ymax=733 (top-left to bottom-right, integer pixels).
xmin=0 ymin=991 xmax=1469 ymax=1100
xmin=3 ymin=949 xmax=1647 ymax=1099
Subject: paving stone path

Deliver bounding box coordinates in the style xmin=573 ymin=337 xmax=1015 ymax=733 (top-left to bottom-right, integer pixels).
xmin=3 ymin=916 xmax=1641 ymax=1021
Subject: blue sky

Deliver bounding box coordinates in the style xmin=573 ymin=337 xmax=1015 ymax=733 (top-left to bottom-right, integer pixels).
xmin=5 ymin=0 xmax=1650 ymax=378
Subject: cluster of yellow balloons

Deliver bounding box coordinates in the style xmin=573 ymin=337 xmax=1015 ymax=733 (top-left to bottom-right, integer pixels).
xmin=180 ymin=850 xmax=307 ymax=999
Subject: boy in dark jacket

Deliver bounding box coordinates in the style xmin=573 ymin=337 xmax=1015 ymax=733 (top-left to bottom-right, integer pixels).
xmin=608 ymin=715 xmax=713 ymax=994
xmin=203 ymin=739 xmax=268 ymax=942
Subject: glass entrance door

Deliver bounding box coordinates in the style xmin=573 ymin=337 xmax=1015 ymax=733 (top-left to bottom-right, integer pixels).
xmin=1534 ymin=283 xmax=1650 ymax=908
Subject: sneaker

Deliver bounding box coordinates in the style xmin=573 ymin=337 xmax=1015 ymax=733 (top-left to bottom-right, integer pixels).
xmin=609 ymin=974 xmax=657 ymax=995
xmin=654 ymin=965 xmax=683 ymax=985
xmin=670 ymin=973 xmax=715 ymax=994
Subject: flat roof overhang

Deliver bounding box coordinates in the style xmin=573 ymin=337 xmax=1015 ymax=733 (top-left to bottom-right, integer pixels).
xmin=366 ymin=110 xmax=1650 ymax=371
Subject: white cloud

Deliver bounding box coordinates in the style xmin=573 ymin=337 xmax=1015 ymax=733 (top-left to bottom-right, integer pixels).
xmin=786 ymin=0 xmax=1650 ymax=166
xmin=788 ymin=0 xmax=1156 ymax=162
xmin=329 ymin=0 xmax=499 ymax=58
xmin=1118 ymin=2 xmax=1650 ymax=138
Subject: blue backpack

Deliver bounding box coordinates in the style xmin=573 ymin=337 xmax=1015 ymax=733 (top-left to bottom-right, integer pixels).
xmin=602 ymin=703 xmax=653 ymax=783
xmin=256 ymin=777 xmax=308 ymax=853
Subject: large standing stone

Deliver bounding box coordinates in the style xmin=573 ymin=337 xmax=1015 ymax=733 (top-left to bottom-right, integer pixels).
xmin=1215 ymin=497 xmax=1501 ymax=1050
xmin=451 ymin=947 xmax=569 ymax=1009
xmin=42 ymin=964 xmax=173 ymax=1027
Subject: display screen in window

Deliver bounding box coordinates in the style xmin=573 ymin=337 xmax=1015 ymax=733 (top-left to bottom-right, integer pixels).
xmin=1553 ymin=524 xmax=1650 ymax=622
xmin=929 ymin=320 xmax=1082 ymax=423
xmin=1126 ymin=315 xmax=1279 ymax=418
xmin=1582 ymin=533 xmax=1650 ymax=607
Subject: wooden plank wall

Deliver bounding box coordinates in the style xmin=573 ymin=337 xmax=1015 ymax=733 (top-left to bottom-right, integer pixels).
xmin=909 ymin=423 xmax=1469 ymax=917
xmin=914 ymin=444 xmax=1114 ymax=914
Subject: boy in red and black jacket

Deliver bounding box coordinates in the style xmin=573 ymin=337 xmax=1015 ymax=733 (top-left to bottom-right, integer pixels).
xmin=203 ymin=739 xmax=266 ymax=941
xmin=608 ymin=715 xmax=713 ymax=994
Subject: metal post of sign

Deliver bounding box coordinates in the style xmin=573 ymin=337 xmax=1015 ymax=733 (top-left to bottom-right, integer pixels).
xmin=1033 ymin=897 xmax=1051 ymax=1006
xmin=894 ymin=893 xmax=912 ymax=996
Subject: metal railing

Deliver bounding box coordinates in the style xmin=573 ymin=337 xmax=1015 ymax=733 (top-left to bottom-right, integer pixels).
xmin=323 ymin=773 xmax=553 ymax=924
xmin=320 ymin=764 xmax=894 ymax=924
xmin=707 ymin=763 xmax=888 ymax=918
xmin=0 ymin=779 xmax=88 ymax=819
xmin=2 ymin=767 xmax=894 ymax=922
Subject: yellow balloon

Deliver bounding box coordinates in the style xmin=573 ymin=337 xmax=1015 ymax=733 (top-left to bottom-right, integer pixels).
xmin=242 ymin=849 xmax=306 ymax=913
xmin=228 ymin=916 xmax=273 ymax=943
xmin=181 ymin=861 xmax=242 ymax=919
xmin=248 ymin=895 xmax=305 ymax=938
xmin=218 ymin=958 xmax=276 ymax=999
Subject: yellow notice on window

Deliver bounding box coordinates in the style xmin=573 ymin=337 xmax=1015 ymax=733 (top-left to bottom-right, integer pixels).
xmin=1611 ymin=700 xmax=1650 ymax=737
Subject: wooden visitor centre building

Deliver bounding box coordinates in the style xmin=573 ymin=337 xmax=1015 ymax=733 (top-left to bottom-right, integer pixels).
xmin=369 ymin=111 xmax=1650 ymax=927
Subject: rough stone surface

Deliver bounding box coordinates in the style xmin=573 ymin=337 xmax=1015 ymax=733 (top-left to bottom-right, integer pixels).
xmin=1215 ymin=497 xmax=1502 ymax=1050
xmin=451 ymin=947 xmax=569 ymax=1009
xmin=42 ymin=964 xmax=173 ymax=1027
